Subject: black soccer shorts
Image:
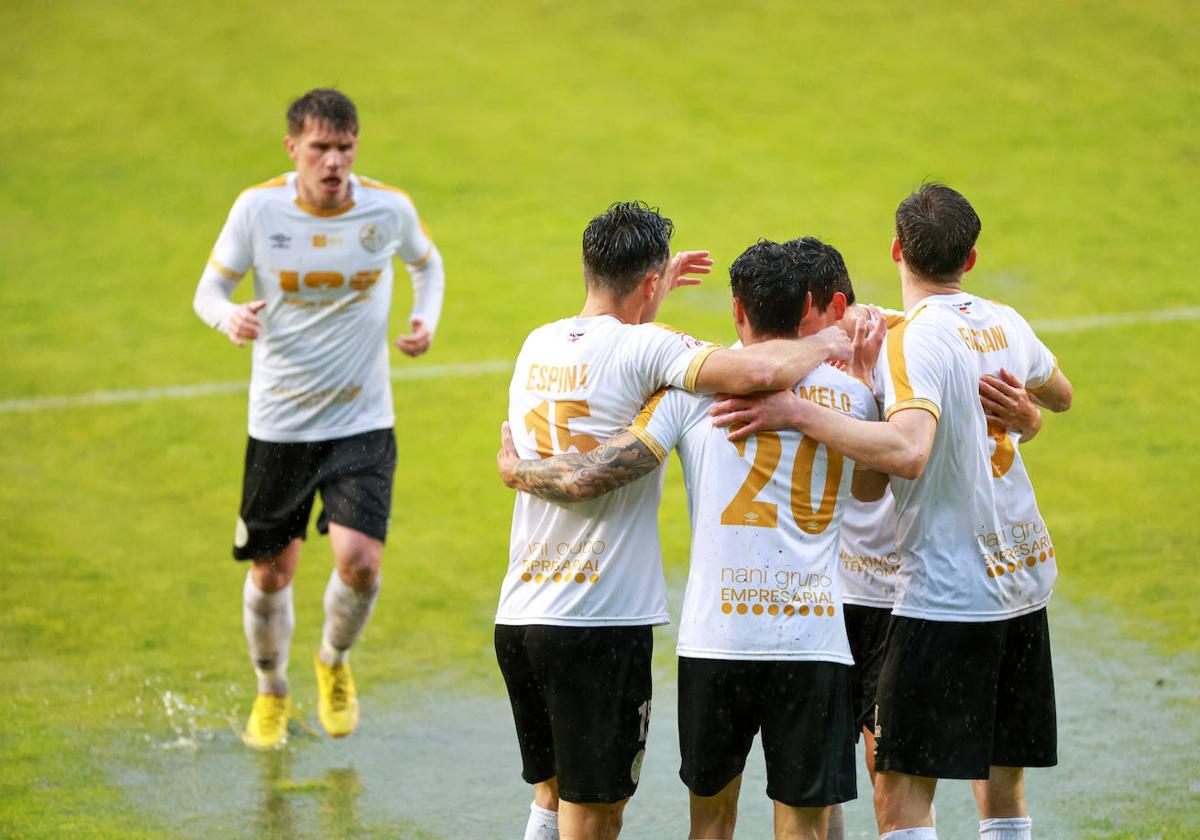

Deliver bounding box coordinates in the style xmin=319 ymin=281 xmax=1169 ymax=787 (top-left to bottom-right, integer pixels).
xmin=232 ymin=428 xmax=396 ymax=560
xmin=677 ymin=656 xmax=857 ymax=808
xmin=494 ymin=624 xmax=653 ymax=804
xmin=873 ymin=608 xmax=1057 ymax=780
xmin=844 ymin=604 xmax=893 ymax=736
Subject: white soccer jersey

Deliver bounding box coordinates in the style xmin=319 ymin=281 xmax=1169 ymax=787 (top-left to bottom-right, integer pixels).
xmin=878 ymin=292 xmax=1061 ymax=622
xmin=635 ymin=364 xmax=878 ymax=662
xmin=207 ymin=172 xmax=433 ymax=443
xmin=495 ymin=316 xmax=718 ymax=627
xmin=838 ymin=308 xmax=905 ymax=609
xmin=838 ymin=489 xmax=901 ymax=608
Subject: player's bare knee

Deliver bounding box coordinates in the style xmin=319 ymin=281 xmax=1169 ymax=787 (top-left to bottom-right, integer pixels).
xmin=251 ymin=548 xmax=298 ymax=592
xmin=336 ymin=552 xmax=380 ymax=591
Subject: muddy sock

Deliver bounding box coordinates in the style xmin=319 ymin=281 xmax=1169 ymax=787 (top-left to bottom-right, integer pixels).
xmin=243 ymin=573 xmax=293 ymax=696
xmin=319 ymin=569 xmax=380 ymax=666
xmin=825 ymin=803 xmax=844 ymax=839
xmin=881 ymin=830 xmax=937 ymax=840
xmin=524 ymin=803 xmax=558 ymax=840
xmin=979 ymin=817 xmax=1031 ymax=839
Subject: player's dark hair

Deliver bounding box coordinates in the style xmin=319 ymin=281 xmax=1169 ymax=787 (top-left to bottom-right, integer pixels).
xmin=582 ymin=201 xmax=674 ymax=297
xmin=895 ymin=183 xmax=981 ymax=282
xmin=784 ymin=236 xmax=855 ymax=311
xmin=287 ymin=88 xmax=359 ymax=136
xmin=729 ymin=240 xmax=810 ymax=338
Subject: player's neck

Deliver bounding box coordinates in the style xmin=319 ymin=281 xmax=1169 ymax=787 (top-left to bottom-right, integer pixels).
xmin=900 ymin=268 xmax=963 ymax=312
xmin=578 ymin=291 xmax=645 ymax=325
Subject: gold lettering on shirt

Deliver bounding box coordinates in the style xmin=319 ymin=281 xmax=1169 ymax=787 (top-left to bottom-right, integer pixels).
xmin=524 ymin=363 xmax=590 ymax=394
xmin=957 ymin=324 xmax=1009 ymax=353
xmin=796 ymin=385 xmax=853 ymax=414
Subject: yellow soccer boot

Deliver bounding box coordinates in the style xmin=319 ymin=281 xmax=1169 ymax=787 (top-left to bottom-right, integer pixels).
xmin=314 ymin=653 xmax=359 ymax=737
xmin=243 ymin=694 xmax=290 ymax=750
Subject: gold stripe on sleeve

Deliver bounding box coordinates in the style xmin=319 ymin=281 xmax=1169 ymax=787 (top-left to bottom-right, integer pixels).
xmin=626 ymin=424 xmax=667 ymax=463
xmin=208 ymin=257 xmax=244 ymax=280
xmin=683 ymin=345 xmax=721 ymax=392
xmin=408 ymin=243 xmax=434 ymax=268
xmin=1027 ymin=367 xmax=1064 ymax=395
xmin=884 ymin=305 xmax=928 ymax=405
xmin=885 ymin=398 xmax=941 ymax=423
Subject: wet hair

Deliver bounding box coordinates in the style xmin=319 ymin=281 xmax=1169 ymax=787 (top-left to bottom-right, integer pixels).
xmin=784 ymin=236 xmax=855 ymax=311
xmin=728 ymin=240 xmax=810 ymax=338
xmin=894 ymin=183 xmax=981 ymax=282
xmin=287 ymin=88 xmax=359 ymax=137
xmin=581 ymin=201 xmax=674 ymax=296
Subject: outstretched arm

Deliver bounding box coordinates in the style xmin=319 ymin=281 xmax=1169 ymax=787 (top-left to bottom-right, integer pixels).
xmin=691 ymin=327 xmax=853 ymax=394
xmin=496 ymin=422 xmax=662 ymax=504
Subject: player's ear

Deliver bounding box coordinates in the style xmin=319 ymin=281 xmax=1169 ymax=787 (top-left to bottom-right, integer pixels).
xmin=284 ymin=134 xmax=298 ymax=161
xmin=891 ymin=237 xmax=903 ymax=264
xmin=732 ymin=296 xmax=746 ymax=327
xmin=830 ymin=291 xmax=847 ymax=322
xmin=963 ymin=248 xmax=978 ymax=274
xmin=802 ymin=290 xmax=812 ymax=319
xmin=641 ymin=270 xmax=659 ymax=300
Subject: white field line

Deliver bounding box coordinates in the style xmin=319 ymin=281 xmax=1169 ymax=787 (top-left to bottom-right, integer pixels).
xmin=1 ymin=306 xmax=1197 ymax=415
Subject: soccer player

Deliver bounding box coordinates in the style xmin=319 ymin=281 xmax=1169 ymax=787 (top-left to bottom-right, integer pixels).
xmin=499 ymin=238 xmax=887 ymax=840
xmin=709 ymin=184 xmax=1073 ymax=840
xmin=191 ymin=88 xmax=445 ymax=749
xmin=495 ymin=206 xmax=853 ymax=840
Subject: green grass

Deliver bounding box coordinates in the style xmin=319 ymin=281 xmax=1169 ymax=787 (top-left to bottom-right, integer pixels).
xmin=1 ymin=0 xmax=1197 ymax=835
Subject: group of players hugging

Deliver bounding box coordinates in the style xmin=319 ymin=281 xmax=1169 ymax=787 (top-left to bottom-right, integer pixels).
xmin=195 ymin=88 xmax=1072 ymax=840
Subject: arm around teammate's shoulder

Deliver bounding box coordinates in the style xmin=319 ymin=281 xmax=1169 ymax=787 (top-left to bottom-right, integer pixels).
xmin=691 ymin=327 xmax=852 ymax=394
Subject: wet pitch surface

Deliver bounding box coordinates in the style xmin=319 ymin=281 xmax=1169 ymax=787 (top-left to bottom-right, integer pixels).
xmin=113 ymin=598 xmax=1197 ymax=838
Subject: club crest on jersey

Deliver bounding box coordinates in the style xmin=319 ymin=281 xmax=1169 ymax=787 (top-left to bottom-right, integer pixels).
xmin=568 ymin=330 xmax=586 ymax=342
xmin=359 ymin=222 xmax=388 ymax=253
xmin=957 ymin=301 xmax=974 ymax=313
xmin=269 ymin=232 xmax=291 ymax=249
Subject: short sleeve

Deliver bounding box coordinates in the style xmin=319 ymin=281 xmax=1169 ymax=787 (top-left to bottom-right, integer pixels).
xmin=624 ymin=322 xmax=720 ymax=394
xmin=880 ymin=313 xmax=944 ymax=422
xmin=394 ymin=194 xmax=434 ymax=266
xmin=848 ymin=377 xmax=881 ymax=423
xmin=1015 ymin=314 xmax=1059 ymax=390
xmin=625 ymin=387 xmax=703 ymax=462
xmin=207 ymin=194 xmax=254 ymax=280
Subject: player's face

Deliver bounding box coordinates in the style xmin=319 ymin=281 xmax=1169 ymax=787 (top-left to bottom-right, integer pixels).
xmin=285 ymin=119 xmax=359 ymax=210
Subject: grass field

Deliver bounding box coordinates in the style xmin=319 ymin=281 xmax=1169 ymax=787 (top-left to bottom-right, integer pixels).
xmin=2 ymin=0 xmax=1198 ymax=836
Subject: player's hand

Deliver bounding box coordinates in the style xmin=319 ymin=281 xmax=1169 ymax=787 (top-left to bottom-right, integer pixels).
xmin=664 ymin=250 xmax=713 ymax=293
xmin=980 ymin=368 xmax=1043 ymax=441
xmin=709 ymin=389 xmax=804 ymax=442
xmin=816 ymin=325 xmax=853 ymax=364
xmin=848 ymin=305 xmax=887 ymax=386
xmin=496 ymin=421 xmax=522 ymax=489
xmin=395 ymin=318 xmax=432 ymax=357
xmin=225 ymin=300 xmax=267 ymax=347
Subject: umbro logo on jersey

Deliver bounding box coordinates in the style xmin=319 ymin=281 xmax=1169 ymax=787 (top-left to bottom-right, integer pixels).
xmin=568 ymin=330 xmax=586 ymax=342
xmin=269 ymin=233 xmax=291 ymax=249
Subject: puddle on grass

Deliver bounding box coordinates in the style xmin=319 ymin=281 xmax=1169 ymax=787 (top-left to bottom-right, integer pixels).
xmin=112 ymin=597 xmax=1198 ymax=839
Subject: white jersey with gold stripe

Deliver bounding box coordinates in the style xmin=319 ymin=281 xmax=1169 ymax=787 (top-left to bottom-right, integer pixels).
xmin=208 ymin=172 xmax=433 ymax=443
xmin=877 ymin=292 xmax=1060 ymax=621
xmin=635 ymin=364 xmax=877 ymax=661
xmin=495 ymin=316 xmax=718 ymax=627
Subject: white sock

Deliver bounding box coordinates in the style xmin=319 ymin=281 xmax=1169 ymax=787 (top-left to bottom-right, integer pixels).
xmin=979 ymin=817 xmax=1031 ymax=839
xmin=319 ymin=569 xmax=380 ymax=665
xmin=826 ymin=802 xmax=845 ymax=840
xmin=881 ymin=830 xmax=937 ymax=840
xmin=524 ymin=803 xmax=559 ymax=840
xmin=243 ymin=574 xmax=294 ymax=696
xmin=930 ymin=804 xmax=937 ymax=827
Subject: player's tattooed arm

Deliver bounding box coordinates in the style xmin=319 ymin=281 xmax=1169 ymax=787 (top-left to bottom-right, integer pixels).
xmin=497 ymin=423 xmax=662 ymax=503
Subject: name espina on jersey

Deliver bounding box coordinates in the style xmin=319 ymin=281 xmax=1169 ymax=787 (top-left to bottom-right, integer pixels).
xmin=879 ymin=293 xmax=1061 ymax=622
xmin=495 ymin=315 xmax=716 ymax=627
xmin=208 ymin=173 xmax=433 ymax=443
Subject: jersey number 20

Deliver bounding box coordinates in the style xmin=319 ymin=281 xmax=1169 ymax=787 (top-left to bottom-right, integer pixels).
xmin=720 ymin=432 xmax=843 ymax=535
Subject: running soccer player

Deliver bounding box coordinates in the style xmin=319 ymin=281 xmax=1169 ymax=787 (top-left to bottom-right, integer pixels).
xmin=496 ymin=206 xmax=853 ymax=840
xmin=499 ymin=238 xmax=887 ymax=840
xmin=191 ymin=89 xmax=445 ymax=749
xmin=709 ymin=184 xmax=1073 ymax=840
